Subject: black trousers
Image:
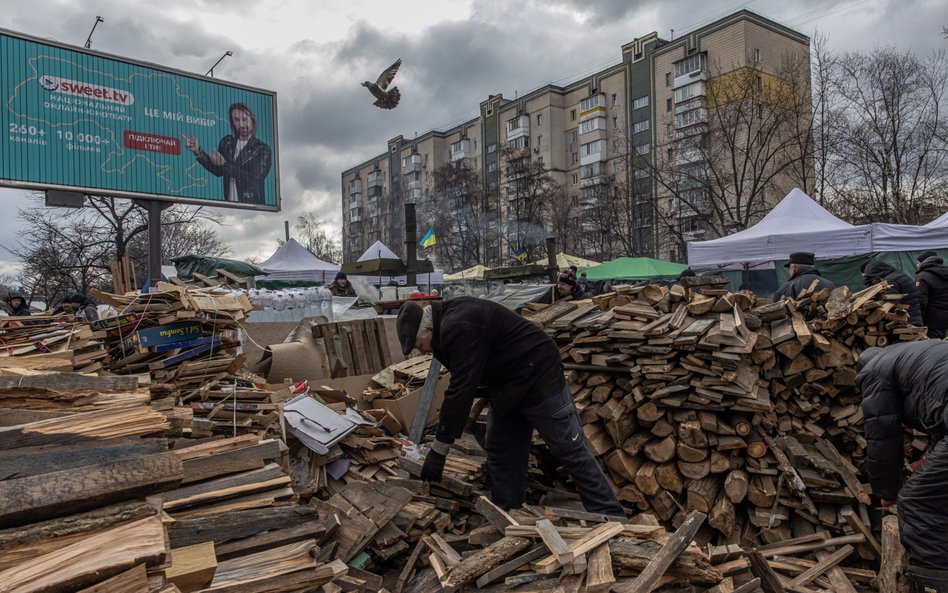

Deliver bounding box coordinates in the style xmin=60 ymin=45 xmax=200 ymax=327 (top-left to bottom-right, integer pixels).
xmin=484 ymin=384 xmax=624 ymax=516
xmin=900 ymin=437 xmax=948 ymax=570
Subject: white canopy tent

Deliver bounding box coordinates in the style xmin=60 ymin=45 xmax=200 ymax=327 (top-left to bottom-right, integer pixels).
xmin=257 ymin=238 xmax=340 ymax=283
xmin=356 ymin=240 xmax=444 ymax=285
xmin=687 ymin=189 xmax=948 ymax=268
xmin=925 ymin=212 xmax=948 ymax=228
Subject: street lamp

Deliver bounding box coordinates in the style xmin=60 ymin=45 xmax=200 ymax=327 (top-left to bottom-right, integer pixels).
xmin=205 ymin=51 xmax=233 ymax=77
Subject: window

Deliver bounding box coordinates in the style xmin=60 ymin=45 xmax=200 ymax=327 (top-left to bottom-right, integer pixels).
xmin=634 ymin=168 xmax=650 ymax=179
xmin=755 ymin=75 xmax=763 ymax=91
xmin=581 ymin=162 xmax=603 ymax=178
xmin=487 ymin=162 xmax=497 ymax=172
xmin=571 ymin=109 xmax=576 ymax=121
xmin=675 ymin=108 xmax=707 ymax=128
xmin=666 ymin=98 xmax=673 ymax=112
xmin=506 ymin=116 xmax=527 ymax=134
xmin=581 ymin=140 xmax=605 ymax=157
xmin=635 ymin=143 xmax=650 ymax=155
xmin=571 ymin=151 xmax=578 ymax=164
xmin=487 ymin=106 xmax=494 ymax=116
xmin=571 ymin=173 xmax=578 ymax=185
xmin=674 ymin=81 xmax=704 ymax=103
xmin=507 ymin=136 xmax=528 ymax=150
xmin=487 ymin=143 xmax=497 ymax=154
xmin=632 ymin=96 xmax=649 ymax=110
xmin=536 ymin=113 xmax=543 ymax=125
xmin=571 ymin=131 xmax=578 ymax=142
xmin=580 ymin=117 xmax=606 ymax=134
xmin=665 ymin=72 xmax=672 ymax=87
xmin=612 ymin=93 xmax=618 ymax=107
xmin=537 ymin=134 xmax=543 ymax=147
xmin=581 ymin=94 xmax=605 ymax=111
xmin=633 ymin=119 xmax=650 ymax=134
xmin=472 ymin=140 xmax=477 ymax=150
xmin=613 ymin=140 xmax=619 ymax=152
xmin=754 ymin=48 xmax=761 ymax=63
xmin=674 ymin=53 xmax=706 ymax=78
xmin=666 ymin=123 xmax=674 ymax=137
xmin=667 ymin=148 xmax=673 ymax=160
xmin=613 ymin=116 xmax=619 ymax=129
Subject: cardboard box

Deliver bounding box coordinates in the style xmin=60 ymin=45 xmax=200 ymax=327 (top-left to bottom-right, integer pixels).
xmin=372 ymin=373 xmax=450 ymax=435
xmin=363 ymin=408 xmax=403 ymax=436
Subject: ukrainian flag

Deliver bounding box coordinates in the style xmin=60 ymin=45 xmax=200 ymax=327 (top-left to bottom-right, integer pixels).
xmin=420 ymin=228 xmax=437 ymax=249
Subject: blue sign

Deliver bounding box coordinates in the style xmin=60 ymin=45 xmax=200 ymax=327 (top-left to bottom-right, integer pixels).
xmin=0 ymin=28 xmax=280 ymax=211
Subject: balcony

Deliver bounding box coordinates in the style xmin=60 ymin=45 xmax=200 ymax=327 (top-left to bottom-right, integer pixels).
xmin=580 ymin=93 xmax=606 ymax=117
xmin=402 ymin=154 xmax=422 ymax=173
xmin=506 ymin=115 xmax=529 ymax=141
xmin=673 ymin=69 xmax=709 ymax=90
xmin=580 ymin=175 xmax=607 ymax=188
xmin=366 ymin=170 xmax=384 ymax=187
xmin=348 ymin=179 xmax=362 ymax=194
xmin=367 ymin=185 xmax=384 ymax=198
xmin=348 ymin=191 xmax=362 ymax=201
xmin=349 ymin=206 xmax=362 ymax=223
xmin=450 ymin=139 xmax=471 ymax=162
xmin=406 ymin=187 xmax=423 ymax=202
xmin=675 ymin=108 xmax=709 ymax=130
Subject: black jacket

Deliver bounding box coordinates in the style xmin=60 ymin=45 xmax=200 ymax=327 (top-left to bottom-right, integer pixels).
xmin=431 ymin=297 xmax=564 ymax=442
xmin=863 ymin=260 xmax=923 ymax=326
xmin=6 ymin=293 xmax=29 ymax=316
xmin=773 ymin=265 xmax=835 ymax=301
xmin=856 ymin=340 xmax=948 ymax=500
xmin=196 ymin=135 xmax=272 ymax=205
xmin=916 ymin=257 xmax=948 ymax=330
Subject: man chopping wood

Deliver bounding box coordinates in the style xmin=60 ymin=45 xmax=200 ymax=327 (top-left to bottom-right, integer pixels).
xmin=857 ymin=342 xmax=948 ymax=593
xmin=396 ymin=297 xmax=624 ymax=516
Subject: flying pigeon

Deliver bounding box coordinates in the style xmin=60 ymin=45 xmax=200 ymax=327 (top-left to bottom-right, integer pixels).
xmin=363 ymin=59 xmax=402 ymax=109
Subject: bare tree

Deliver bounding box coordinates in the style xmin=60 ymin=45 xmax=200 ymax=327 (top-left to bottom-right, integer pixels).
xmin=8 ymin=195 xmax=229 ymax=303
xmin=427 ymin=161 xmax=492 ymax=272
xmin=501 ymin=148 xmax=563 ymax=262
xmin=291 ymin=212 xmax=343 ymax=263
xmin=824 ymin=48 xmax=948 ymax=224
xmin=646 ymin=53 xmax=812 ymax=259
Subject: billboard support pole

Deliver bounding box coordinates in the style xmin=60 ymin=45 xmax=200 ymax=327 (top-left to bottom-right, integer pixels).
xmin=135 ymin=199 xmax=170 ymax=290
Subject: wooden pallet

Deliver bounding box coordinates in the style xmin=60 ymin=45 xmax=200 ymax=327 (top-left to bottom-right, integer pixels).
xmin=314 ymin=318 xmax=396 ymax=378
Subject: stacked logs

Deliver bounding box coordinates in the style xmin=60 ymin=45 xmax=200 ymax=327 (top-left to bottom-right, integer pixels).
xmin=527 ymin=277 xmax=926 ymax=546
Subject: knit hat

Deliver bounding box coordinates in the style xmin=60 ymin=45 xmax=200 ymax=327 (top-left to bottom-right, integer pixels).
xmin=335 ymin=271 xmax=347 ymax=281
xmin=558 ymin=269 xmax=577 ymax=287
xmin=917 ymin=251 xmax=937 ymax=262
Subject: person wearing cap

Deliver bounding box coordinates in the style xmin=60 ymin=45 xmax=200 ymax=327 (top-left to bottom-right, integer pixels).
xmin=773 ymin=252 xmax=835 ymax=301
xmin=5 ymin=293 xmax=30 ymax=316
xmin=915 ymin=251 xmax=948 ymax=339
xmin=328 ymin=271 xmax=357 ymax=297
xmin=396 ymin=297 xmax=624 ymax=516
xmin=857 ymin=342 xmax=948 ymax=591
xmin=862 ymin=259 xmax=923 ymax=326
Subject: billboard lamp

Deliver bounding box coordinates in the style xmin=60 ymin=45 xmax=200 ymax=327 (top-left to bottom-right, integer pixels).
xmin=83 ymin=16 xmax=104 ymax=49
xmin=206 ymin=51 xmax=233 ymax=77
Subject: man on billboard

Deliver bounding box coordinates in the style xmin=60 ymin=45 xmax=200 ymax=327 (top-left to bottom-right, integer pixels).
xmin=182 ymin=103 xmax=272 ymax=205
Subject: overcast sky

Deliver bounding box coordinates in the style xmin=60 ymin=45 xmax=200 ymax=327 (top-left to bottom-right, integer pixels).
xmin=0 ymin=0 xmax=945 ymax=273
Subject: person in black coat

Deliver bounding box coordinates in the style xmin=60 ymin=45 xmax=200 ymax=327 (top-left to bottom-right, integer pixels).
xmin=5 ymin=293 xmax=30 ymax=316
xmin=396 ymin=297 xmax=623 ymax=516
xmin=773 ymin=252 xmax=835 ymax=301
xmin=915 ymin=251 xmax=948 ymax=339
xmin=862 ymin=259 xmax=923 ymax=326
xmin=857 ymin=342 xmax=948 ymax=588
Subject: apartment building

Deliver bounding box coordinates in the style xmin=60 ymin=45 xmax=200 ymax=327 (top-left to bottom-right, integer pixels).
xmin=340 ymin=10 xmax=810 ymax=268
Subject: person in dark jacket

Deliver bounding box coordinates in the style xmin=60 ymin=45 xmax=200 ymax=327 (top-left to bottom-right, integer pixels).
xmin=773 ymin=252 xmax=835 ymax=301
xmin=69 ymin=293 xmax=99 ymax=322
xmin=915 ymin=251 xmax=948 ymax=339
xmin=5 ymin=293 xmax=30 ymax=316
xmin=862 ymin=259 xmax=923 ymax=326
xmin=857 ymin=342 xmax=948 ymax=591
xmin=328 ymin=271 xmax=357 ymax=297
xmin=396 ymin=297 xmax=623 ymax=516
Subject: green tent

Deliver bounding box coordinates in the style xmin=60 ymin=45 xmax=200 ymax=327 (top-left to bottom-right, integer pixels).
xmin=583 ymin=257 xmax=687 ymax=281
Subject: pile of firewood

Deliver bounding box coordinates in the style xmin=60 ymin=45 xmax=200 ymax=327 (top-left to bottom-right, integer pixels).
xmin=524 ymin=278 xmax=925 ymax=551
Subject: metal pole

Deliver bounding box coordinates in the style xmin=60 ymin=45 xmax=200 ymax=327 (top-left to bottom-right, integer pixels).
xmin=84 ymin=16 xmax=104 ymax=49
xmin=137 ymin=199 xmax=170 ymax=290
xmin=405 ymin=203 xmax=417 ymax=287
xmin=545 ymin=236 xmax=558 ymax=284
xmin=284 ymin=220 xmax=290 ymax=242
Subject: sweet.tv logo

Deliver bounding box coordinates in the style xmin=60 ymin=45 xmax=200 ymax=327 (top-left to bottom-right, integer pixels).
xmin=38 ymin=75 xmax=135 ymax=105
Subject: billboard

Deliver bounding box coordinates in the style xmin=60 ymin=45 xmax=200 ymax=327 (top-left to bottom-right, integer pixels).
xmin=0 ymin=28 xmax=280 ymax=211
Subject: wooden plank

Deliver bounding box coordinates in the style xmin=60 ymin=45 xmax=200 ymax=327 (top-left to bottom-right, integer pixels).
xmin=880 ymin=515 xmax=911 ymax=593
xmin=168 ymin=506 xmax=319 ymax=548
xmin=612 ymin=510 xmax=707 ymax=593
xmin=535 ymin=519 xmax=572 ymax=564
xmin=440 ymin=536 xmax=531 ymax=593
xmin=408 ymin=358 xmax=443 ymax=444
xmin=166 ymin=542 xmax=217 ymax=592
xmin=0 ymin=452 xmax=182 ymax=529
xmin=0 ymin=516 xmax=167 ymax=593
xmin=786 ymin=545 xmax=853 ymax=590
xmin=475 ymin=544 xmax=546 ymax=588
xmin=747 ymin=551 xmax=786 ymax=593
xmin=474 ymin=496 xmax=520 ymax=531
xmin=841 ymin=510 xmax=882 ymax=560
xmin=74 ymin=565 xmax=148 ymax=593
xmin=585 ymin=543 xmax=615 ymax=592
